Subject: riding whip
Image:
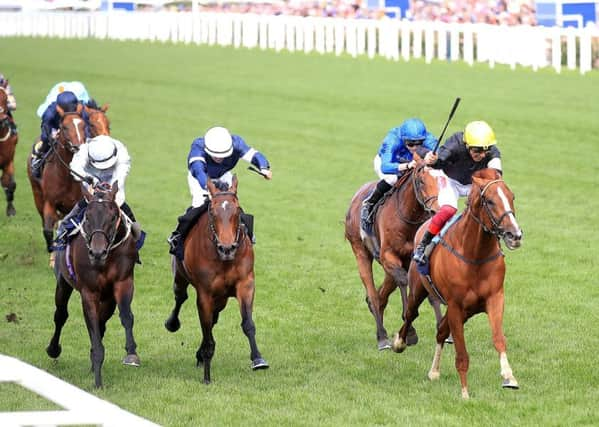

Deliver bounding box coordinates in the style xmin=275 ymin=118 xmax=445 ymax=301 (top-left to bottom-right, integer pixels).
xmin=433 ymin=97 xmax=461 ymax=154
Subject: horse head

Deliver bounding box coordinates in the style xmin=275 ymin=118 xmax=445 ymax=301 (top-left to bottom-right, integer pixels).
xmin=56 ymin=104 xmax=86 ymax=153
xmin=85 ymin=103 xmax=111 ymax=137
xmin=207 ymin=175 xmax=242 ymax=261
xmin=470 ymin=168 xmax=523 ymax=250
xmin=81 ymin=182 xmax=122 ymax=267
xmin=411 ymin=155 xmax=440 ymax=214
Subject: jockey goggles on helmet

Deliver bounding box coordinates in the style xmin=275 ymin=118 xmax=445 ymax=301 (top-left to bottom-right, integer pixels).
xmin=88 ymin=135 xmax=118 ymax=170
xmin=204 ymin=126 xmax=233 ymax=159
xmin=464 ymin=121 xmax=496 ymax=150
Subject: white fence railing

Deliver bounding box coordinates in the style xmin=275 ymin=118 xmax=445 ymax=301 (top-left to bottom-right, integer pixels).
xmin=0 ymin=11 xmax=597 ymax=74
xmin=0 ymin=354 xmax=160 ymax=427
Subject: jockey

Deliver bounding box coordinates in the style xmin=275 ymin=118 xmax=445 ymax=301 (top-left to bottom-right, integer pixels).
xmin=167 ymin=126 xmax=272 ymax=256
xmin=36 ymin=81 xmax=91 ymax=118
xmin=31 ymin=90 xmax=91 ymax=179
xmin=361 ymin=118 xmax=438 ymax=227
xmin=55 ymin=135 xmax=141 ymax=246
xmin=0 ymin=73 xmax=18 ymax=134
xmin=412 ymin=120 xmax=503 ymax=265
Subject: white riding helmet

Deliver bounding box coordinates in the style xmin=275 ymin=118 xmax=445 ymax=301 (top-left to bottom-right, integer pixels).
xmin=204 ymin=126 xmax=233 ymax=159
xmin=88 ymin=135 xmax=118 ymax=170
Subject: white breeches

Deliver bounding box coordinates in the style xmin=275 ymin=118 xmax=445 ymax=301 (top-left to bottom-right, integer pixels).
xmin=432 ymin=170 xmax=471 ymax=208
xmin=187 ymin=171 xmax=234 ymax=207
xmin=373 ymin=155 xmax=398 ymax=185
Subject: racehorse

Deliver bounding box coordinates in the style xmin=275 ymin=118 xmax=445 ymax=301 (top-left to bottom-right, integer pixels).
xmin=47 ymin=182 xmax=140 ymax=388
xmin=85 ymin=103 xmax=110 ymax=136
xmin=0 ymin=87 xmax=18 ymax=216
xmin=392 ymin=168 xmax=523 ymax=399
xmin=165 ymin=175 xmax=269 ymax=384
xmin=27 ymin=104 xmax=87 ymax=253
xmin=345 ymin=160 xmax=442 ymax=350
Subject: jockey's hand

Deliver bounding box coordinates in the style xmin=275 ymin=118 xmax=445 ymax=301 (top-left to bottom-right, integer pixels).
xmin=408 ymin=160 xmax=417 ymax=169
xmin=424 ymin=151 xmax=438 ymax=165
xmin=261 ymin=169 xmax=272 ymax=180
xmin=83 ymin=175 xmax=95 ymax=186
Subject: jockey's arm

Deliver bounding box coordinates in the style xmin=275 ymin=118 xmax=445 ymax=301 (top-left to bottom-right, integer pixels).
xmin=70 ymin=144 xmax=92 ymax=183
xmin=7 ymin=87 xmax=16 ymax=110
xmin=379 ymin=134 xmax=402 ymax=175
xmin=112 ymin=142 xmax=131 ymax=203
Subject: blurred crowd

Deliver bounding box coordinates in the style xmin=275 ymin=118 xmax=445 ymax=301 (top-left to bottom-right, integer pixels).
xmin=157 ymin=0 xmax=537 ymax=25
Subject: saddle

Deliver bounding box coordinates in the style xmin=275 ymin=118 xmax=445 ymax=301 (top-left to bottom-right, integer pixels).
xmin=359 ymin=187 xmax=397 ymax=261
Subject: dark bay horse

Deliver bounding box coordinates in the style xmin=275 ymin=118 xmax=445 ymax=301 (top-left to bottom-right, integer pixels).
xmin=27 ymin=104 xmax=87 ymax=253
xmin=165 ymin=175 xmax=268 ymax=384
xmin=47 ymin=182 xmax=140 ymax=388
xmin=0 ymin=87 xmax=18 ymax=216
xmin=392 ymin=168 xmax=523 ymax=399
xmin=345 ymin=161 xmax=442 ymax=350
xmin=85 ymin=103 xmax=110 ymax=137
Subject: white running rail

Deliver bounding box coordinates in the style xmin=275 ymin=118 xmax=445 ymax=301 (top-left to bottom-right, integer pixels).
xmin=0 ymin=11 xmax=596 ymax=74
xmin=0 ymin=354 xmax=161 ymax=427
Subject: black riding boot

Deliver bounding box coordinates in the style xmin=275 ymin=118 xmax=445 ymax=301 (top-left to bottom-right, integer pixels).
xmin=413 ymin=231 xmax=435 ymax=265
xmin=31 ymin=140 xmax=50 ymax=179
xmin=361 ymin=179 xmax=392 ymax=224
xmin=56 ymin=199 xmax=88 ymax=245
xmin=167 ymin=203 xmax=208 ymax=256
xmin=240 ymin=212 xmax=255 ymax=244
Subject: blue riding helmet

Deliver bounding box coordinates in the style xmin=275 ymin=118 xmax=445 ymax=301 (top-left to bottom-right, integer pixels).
xmin=400 ymin=118 xmax=427 ymax=142
xmin=56 ymin=91 xmax=78 ymax=113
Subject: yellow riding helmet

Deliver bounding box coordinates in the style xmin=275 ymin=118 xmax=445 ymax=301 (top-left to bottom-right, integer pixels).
xmin=463 ymin=121 xmax=496 ymax=149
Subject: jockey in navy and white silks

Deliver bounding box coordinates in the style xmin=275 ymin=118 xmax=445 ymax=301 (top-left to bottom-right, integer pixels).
xmin=36 ymin=81 xmax=91 ymax=118
xmin=55 ymin=135 xmax=139 ymax=246
xmin=187 ymin=126 xmax=271 ymax=207
xmin=412 ymin=120 xmax=503 ymax=265
xmin=168 ymin=126 xmax=272 ymax=257
xmin=361 ymin=118 xmax=438 ymax=225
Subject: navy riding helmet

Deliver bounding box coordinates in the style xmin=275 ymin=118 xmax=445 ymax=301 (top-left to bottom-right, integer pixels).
xmin=400 ymin=118 xmax=427 ymax=143
xmin=56 ymin=91 xmax=78 ymax=113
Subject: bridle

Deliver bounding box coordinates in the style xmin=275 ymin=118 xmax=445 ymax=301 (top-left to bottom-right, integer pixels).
xmin=395 ymin=164 xmax=438 ymax=225
xmin=57 ymin=112 xmax=85 ymax=154
xmin=467 ymin=179 xmax=515 ymax=238
xmin=208 ymin=191 xmax=242 ymax=259
xmin=79 ymin=197 xmax=128 ymax=255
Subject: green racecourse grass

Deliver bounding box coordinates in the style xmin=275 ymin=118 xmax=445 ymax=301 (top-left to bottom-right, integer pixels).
xmin=1 ymin=37 xmax=599 ymax=426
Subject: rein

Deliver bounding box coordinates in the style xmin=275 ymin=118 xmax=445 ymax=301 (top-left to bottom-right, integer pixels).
xmin=47 ymin=115 xmax=89 ymax=181
xmin=208 ymin=191 xmax=242 ymax=252
xmin=79 ymin=202 xmax=131 ymax=254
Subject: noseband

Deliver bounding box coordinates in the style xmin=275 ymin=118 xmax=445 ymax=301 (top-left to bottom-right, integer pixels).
xmin=468 ymin=179 xmax=515 ymax=238
xmin=208 ymin=191 xmax=242 ymax=257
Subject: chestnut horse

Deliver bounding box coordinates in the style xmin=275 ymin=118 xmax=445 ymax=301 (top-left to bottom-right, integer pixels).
xmin=85 ymin=103 xmax=110 ymax=137
xmin=392 ymin=168 xmax=523 ymax=399
xmin=345 ymin=161 xmax=442 ymax=350
xmin=27 ymin=104 xmax=87 ymax=253
xmin=47 ymin=182 xmax=140 ymax=388
xmin=165 ymin=176 xmax=268 ymax=384
xmin=0 ymin=87 xmax=18 ymax=216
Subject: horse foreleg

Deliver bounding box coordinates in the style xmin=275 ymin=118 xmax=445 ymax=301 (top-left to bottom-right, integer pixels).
xmin=81 ymin=291 xmax=105 ymax=388
xmin=46 ymin=275 xmax=73 ymax=359
xmin=1 ymin=164 xmax=16 ymax=216
xmin=115 ymin=278 xmax=140 ymax=367
xmin=392 ymin=271 xmax=429 ymax=353
xmin=42 ymin=202 xmax=58 ymax=253
xmin=196 ymin=292 xmax=216 ymax=384
xmin=486 ymin=293 xmax=519 ymax=390
xmin=165 ymin=269 xmax=189 ymax=333
xmin=352 ymin=247 xmax=388 ymax=350
xmin=447 ymin=305 xmax=469 ymax=399
xmin=237 ymin=277 xmax=269 ymax=371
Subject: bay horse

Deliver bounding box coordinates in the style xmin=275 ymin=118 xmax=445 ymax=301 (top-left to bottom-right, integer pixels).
xmin=165 ymin=175 xmax=269 ymax=384
xmin=47 ymin=182 xmax=140 ymax=388
xmin=85 ymin=102 xmax=110 ymax=137
xmin=392 ymin=168 xmax=523 ymax=399
xmin=345 ymin=160 xmax=442 ymax=350
xmin=0 ymin=87 xmax=18 ymax=216
xmin=27 ymin=104 xmax=87 ymax=253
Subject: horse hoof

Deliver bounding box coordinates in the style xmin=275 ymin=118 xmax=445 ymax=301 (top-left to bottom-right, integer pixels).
xmin=391 ymin=333 xmax=407 ymax=353
xmin=46 ymin=344 xmax=61 ymax=359
xmin=251 ymin=358 xmax=269 ymax=370
xmin=406 ymin=333 xmax=419 ymax=346
xmin=445 ymin=335 xmax=454 ymax=344
xmin=428 ymin=370 xmax=440 ymax=381
xmin=6 ymin=206 xmax=15 ymax=217
xmin=502 ymin=378 xmax=519 ymax=389
xmin=377 ymin=340 xmax=391 ymax=351
xmin=164 ymin=317 xmax=180 ymax=332
xmin=123 ymin=354 xmax=141 ymax=367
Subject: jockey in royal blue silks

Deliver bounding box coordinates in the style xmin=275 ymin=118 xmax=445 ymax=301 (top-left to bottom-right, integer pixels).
xmin=167 ymin=126 xmax=272 ymax=258
xmin=360 ymin=118 xmax=438 ymax=228
xmin=31 ymin=90 xmax=91 ymax=179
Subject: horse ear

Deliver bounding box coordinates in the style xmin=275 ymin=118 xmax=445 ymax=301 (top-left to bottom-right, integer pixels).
xmin=83 ymin=105 xmax=90 ymax=114
xmin=56 ymin=104 xmax=65 ymax=117
xmin=207 ymin=179 xmax=217 ymax=196
xmin=111 ymin=181 xmax=119 ymax=199
xmin=230 ymin=175 xmax=238 ymax=193
xmin=76 ymin=103 xmax=83 ymax=114
xmin=101 ymin=103 xmax=109 ymax=112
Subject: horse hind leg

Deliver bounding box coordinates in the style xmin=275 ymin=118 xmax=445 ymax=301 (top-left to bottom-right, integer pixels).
xmin=165 ymin=270 xmax=189 ymax=332
xmin=428 ymin=315 xmax=450 ymax=381
xmin=46 ymin=275 xmax=74 ymax=359
xmin=1 ymin=168 xmax=16 ymax=216
xmin=428 ymin=295 xmax=453 ymax=344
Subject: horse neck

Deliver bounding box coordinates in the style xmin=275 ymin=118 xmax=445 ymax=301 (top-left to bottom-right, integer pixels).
xmin=388 ymin=176 xmax=424 ymax=221
xmin=450 ymin=205 xmax=500 ymax=259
